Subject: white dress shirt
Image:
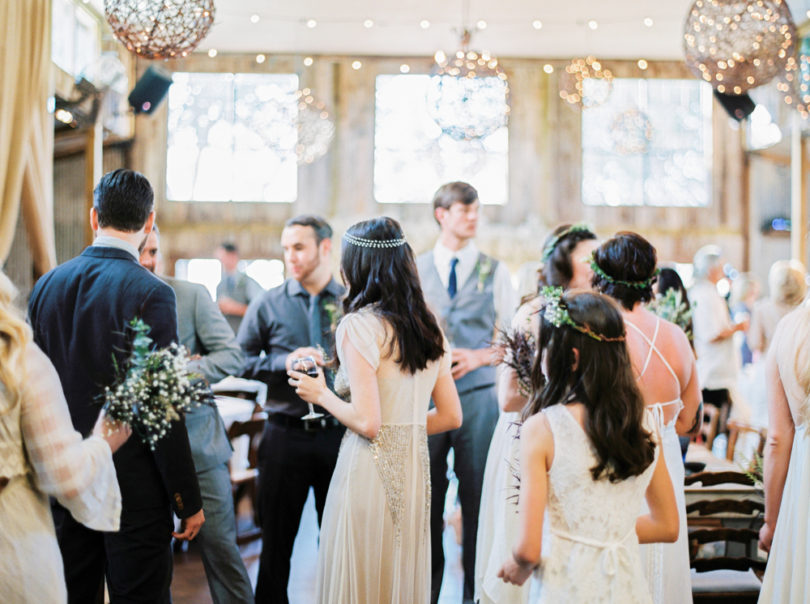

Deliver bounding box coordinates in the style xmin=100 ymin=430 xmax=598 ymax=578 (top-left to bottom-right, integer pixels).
xmin=92 ymin=234 xmax=140 ymax=261
xmin=689 ymin=279 xmax=741 ymax=390
xmin=431 ymin=240 xmax=517 ymax=328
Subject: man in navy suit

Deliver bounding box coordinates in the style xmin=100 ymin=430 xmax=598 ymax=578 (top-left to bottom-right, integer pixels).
xmin=28 ymin=169 xmax=204 ymax=604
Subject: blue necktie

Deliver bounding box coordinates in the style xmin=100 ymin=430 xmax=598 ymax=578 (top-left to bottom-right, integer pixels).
xmin=309 ymin=293 xmax=322 ymax=348
xmin=448 ymin=257 xmax=459 ymax=298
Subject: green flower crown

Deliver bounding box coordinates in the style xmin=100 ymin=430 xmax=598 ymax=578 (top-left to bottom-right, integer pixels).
xmin=541 ymin=223 xmax=593 ymax=263
xmin=542 ymin=286 xmax=626 ymax=343
xmin=589 ymin=254 xmax=659 ymax=290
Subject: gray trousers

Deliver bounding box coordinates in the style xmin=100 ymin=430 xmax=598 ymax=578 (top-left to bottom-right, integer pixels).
xmin=429 ymin=384 xmax=499 ymax=604
xmin=195 ymin=461 xmax=254 ymax=604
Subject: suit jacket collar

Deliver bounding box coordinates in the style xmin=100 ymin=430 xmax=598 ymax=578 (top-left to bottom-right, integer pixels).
xmin=81 ymin=245 xmax=140 ymax=263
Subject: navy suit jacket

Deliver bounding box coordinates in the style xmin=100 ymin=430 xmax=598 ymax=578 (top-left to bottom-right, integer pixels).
xmin=28 ymin=246 xmax=202 ymax=518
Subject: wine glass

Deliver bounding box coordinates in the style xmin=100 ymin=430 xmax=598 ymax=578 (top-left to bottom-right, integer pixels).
xmin=292 ymin=355 xmax=324 ymax=420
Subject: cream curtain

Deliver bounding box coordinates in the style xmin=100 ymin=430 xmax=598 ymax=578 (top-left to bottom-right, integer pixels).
xmin=0 ymin=0 xmax=56 ymax=276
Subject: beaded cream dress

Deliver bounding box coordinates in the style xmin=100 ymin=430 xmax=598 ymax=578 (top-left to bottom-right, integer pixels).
xmin=315 ymin=309 xmax=451 ymax=603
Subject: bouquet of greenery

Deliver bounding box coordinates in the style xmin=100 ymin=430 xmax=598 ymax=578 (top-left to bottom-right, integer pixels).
xmin=102 ymin=318 xmax=214 ymax=451
xmin=649 ymin=289 xmax=694 ymax=340
xmin=498 ymin=327 xmax=537 ymax=397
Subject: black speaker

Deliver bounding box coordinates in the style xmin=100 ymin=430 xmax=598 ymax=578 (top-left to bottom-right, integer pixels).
xmin=128 ymin=65 xmax=173 ymax=114
xmin=713 ymin=90 xmax=756 ymax=121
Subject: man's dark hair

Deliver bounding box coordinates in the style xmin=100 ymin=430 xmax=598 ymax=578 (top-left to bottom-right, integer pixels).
xmin=285 ymin=215 xmax=333 ymax=244
xmin=431 ymin=181 xmax=478 ymax=221
xmin=93 ymin=169 xmax=154 ymax=232
xmin=220 ymin=242 xmax=237 ymax=253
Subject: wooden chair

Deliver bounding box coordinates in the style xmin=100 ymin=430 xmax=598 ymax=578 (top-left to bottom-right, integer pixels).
xmin=697 ymin=404 xmax=720 ymax=450
xmin=685 ymin=471 xmax=766 ymax=603
xmin=227 ymin=412 xmax=267 ymax=545
xmin=726 ymin=421 xmax=766 ymax=468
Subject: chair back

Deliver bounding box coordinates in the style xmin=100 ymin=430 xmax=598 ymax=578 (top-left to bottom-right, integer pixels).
xmin=699 ymin=404 xmax=720 ymax=449
xmin=227 ymin=412 xmax=267 ymax=471
xmin=726 ymin=420 xmax=766 ymax=467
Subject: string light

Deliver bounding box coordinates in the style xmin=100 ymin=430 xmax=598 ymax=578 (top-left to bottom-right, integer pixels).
xmin=207 ymin=48 xmax=217 ymax=58
xmin=255 ymin=54 xmax=266 ymax=64
xmin=400 ymin=64 xmax=410 ymax=73
xmin=477 ymin=20 xmax=487 ymax=30
xmin=532 ymin=20 xmax=543 ymax=30
xmin=643 ymin=17 xmax=654 ymax=27
xmin=250 ymin=14 xmax=260 ymax=24
xmin=559 ymin=55 xmax=614 ymax=108
xmin=306 ymin=19 xmax=317 ymax=29
xmin=420 ymin=20 xmax=431 ymax=29
xmin=363 ymin=19 xmax=374 ymax=29
xmin=588 ymin=20 xmax=598 ymax=30
xmin=543 ymin=64 xmax=554 ymax=73
xmin=351 ymin=60 xmax=362 ymax=70
xmin=637 ymin=59 xmax=648 ymax=70
xmin=303 ymin=56 xmax=314 ymax=66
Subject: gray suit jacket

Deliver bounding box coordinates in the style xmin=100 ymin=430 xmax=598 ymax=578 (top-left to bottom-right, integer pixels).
xmin=166 ymin=277 xmax=243 ymax=472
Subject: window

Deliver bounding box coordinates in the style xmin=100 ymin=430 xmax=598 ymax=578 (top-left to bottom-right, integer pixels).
xmin=374 ymin=74 xmax=508 ymax=204
xmin=166 ymin=72 xmax=299 ymax=202
xmin=52 ymin=0 xmax=100 ymax=78
xmin=581 ymin=79 xmax=712 ymax=207
xmin=175 ymin=258 xmax=284 ymax=300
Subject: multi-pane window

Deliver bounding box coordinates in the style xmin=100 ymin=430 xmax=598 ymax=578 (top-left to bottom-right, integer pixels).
xmin=582 ymin=78 xmax=712 ymax=207
xmin=166 ymin=73 xmax=299 ymax=202
xmin=374 ymin=74 xmax=508 ymax=205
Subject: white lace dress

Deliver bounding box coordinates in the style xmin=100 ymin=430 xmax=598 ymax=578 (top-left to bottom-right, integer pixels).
xmin=315 ymin=310 xmax=451 ymax=603
xmin=758 ymin=312 xmax=810 ymax=602
xmin=532 ymin=404 xmax=658 ymax=604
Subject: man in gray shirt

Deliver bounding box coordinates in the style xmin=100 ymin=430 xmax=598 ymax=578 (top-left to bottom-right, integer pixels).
xmin=237 ymin=215 xmax=345 ymax=604
xmin=216 ymin=242 xmax=264 ymax=335
xmin=140 ymin=226 xmax=254 ymax=604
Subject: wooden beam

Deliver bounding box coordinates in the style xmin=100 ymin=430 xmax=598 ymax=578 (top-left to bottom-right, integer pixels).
xmin=84 ymin=119 xmax=103 ymax=246
xmin=790 ymin=114 xmax=808 ymax=264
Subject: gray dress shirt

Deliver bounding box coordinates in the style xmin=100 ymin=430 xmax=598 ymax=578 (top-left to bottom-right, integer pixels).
xmin=237 ymin=277 xmax=345 ymax=416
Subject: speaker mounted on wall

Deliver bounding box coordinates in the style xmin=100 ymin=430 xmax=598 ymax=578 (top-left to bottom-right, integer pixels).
xmin=713 ymin=90 xmax=756 ymax=121
xmin=128 ymin=65 xmax=173 ymax=115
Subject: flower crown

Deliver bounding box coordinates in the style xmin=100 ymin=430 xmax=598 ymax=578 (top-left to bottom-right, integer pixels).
xmin=541 ymin=286 xmax=626 ymax=343
xmin=343 ymin=232 xmax=407 ymax=248
xmin=589 ymin=254 xmax=659 ymax=290
xmin=542 ymin=223 xmax=593 ymax=263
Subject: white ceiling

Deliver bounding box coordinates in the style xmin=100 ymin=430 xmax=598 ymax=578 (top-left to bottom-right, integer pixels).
xmin=197 ymin=0 xmax=810 ymax=61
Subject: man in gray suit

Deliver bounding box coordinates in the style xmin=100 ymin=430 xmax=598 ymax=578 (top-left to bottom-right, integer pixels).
xmin=417 ymin=182 xmax=517 ymax=604
xmin=141 ymin=226 xmax=254 ymax=604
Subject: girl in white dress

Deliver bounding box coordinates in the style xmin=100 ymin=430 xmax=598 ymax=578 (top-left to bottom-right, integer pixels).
xmin=757 ymin=302 xmax=810 ymax=602
xmin=592 ymin=233 xmax=701 ymax=604
xmin=290 ymin=217 xmax=462 ymax=604
xmin=476 ymin=223 xmax=598 ymax=604
xmin=498 ymin=290 xmax=679 ymax=603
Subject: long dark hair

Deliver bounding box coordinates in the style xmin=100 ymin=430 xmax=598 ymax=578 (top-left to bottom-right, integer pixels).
xmin=538 ymin=224 xmax=597 ymax=291
xmin=341 ymin=217 xmax=445 ymax=373
xmin=523 ymin=291 xmax=655 ymax=482
xmin=592 ymin=231 xmax=657 ymax=310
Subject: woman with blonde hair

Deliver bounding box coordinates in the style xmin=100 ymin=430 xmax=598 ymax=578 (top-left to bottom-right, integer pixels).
xmin=758 ymin=300 xmax=810 ymax=601
xmin=0 ymin=271 xmax=130 ymax=602
xmin=748 ymin=259 xmax=807 ymax=358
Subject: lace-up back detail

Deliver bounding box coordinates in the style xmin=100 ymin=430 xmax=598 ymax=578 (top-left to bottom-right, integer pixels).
xmin=536 ymin=404 xmax=657 ymax=603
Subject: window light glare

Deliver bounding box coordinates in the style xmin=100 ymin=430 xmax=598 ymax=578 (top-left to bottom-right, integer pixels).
xmin=532 ymin=20 xmax=543 ymax=30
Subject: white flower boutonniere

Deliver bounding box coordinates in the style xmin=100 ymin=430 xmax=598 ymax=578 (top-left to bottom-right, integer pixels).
xmin=476 ymin=256 xmax=494 ymax=293
xmin=322 ymin=301 xmax=341 ymax=334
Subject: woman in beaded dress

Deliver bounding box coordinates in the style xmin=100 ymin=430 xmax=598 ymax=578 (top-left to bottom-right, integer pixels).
xmin=591 ymin=233 xmax=701 ymax=604
xmin=290 ymin=217 xmax=462 ymax=603
xmin=475 ymin=223 xmax=598 ymax=604
xmin=0 ymin=271 xmax=130 ymax=603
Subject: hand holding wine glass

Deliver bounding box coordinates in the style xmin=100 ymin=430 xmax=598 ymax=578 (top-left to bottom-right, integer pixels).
xmin=290 ymin=355 xmax=325 ymax=420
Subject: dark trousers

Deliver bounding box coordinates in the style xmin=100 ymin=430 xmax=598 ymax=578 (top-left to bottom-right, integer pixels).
xmin=254 ymin=419 xmax=344 ymax=604
xmin=429 ymin=385 xmax=499 ymax=604
xmin=53 ymin=502 xmax=173 ymax=604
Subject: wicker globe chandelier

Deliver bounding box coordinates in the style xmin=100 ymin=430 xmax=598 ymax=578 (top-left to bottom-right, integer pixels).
xmin=295 ymin=89 xmax=335 ymax=164
xmin=426 ymin=29 xmax=510 ymax=141
xmin=683 ymin=0 xmax=797 ymax=95
xmin=105 ymin=0 xmax=215 ymax=60
xmin=559 ymin=56 xmax=614 ymax=108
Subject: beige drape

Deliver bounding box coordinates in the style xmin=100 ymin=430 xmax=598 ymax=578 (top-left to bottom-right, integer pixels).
xmin=0 ymin=0 xmax=56 ymax=276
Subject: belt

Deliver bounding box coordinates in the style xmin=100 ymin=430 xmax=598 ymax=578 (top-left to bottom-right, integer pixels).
xmin=268 ymin=413 xmax=343 ymax=432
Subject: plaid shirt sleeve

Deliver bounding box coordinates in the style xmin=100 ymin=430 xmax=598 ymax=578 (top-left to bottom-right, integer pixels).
xmin=20 ymin=344 xmax=122 ymax=532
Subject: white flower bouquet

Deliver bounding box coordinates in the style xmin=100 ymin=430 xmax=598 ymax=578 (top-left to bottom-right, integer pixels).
xmin=102 ymin=318 xmax=214 ymax=451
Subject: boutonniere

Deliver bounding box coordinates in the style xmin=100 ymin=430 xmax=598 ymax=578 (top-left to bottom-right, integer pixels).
xmin=322 ymin=301 xmax=341 ymax=333
xmin=476 ymin=257 xmax=494 ymax=292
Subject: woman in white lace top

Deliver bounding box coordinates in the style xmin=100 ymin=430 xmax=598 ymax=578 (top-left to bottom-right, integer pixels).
xmin=0 ymin=271 xmax=130 ymax=603
xmin=498 ymin=290 xmax=678 ymax=603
